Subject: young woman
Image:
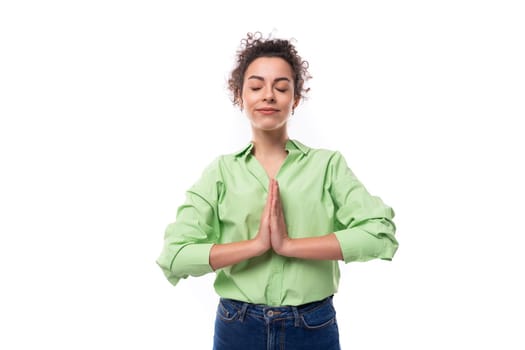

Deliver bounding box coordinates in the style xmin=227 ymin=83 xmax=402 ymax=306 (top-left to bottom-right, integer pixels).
xmin=157 ymin=32 xmax=398 ymax=350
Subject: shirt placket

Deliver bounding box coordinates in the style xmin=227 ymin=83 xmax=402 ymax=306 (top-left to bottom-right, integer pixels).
xmin=244 ymin=149 xmax=295 ymax=306
xmin=267 ymin=254 xmax=286 ymax=305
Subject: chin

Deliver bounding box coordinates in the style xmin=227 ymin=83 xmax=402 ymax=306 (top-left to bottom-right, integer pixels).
xmin=253 ymin=122 xmax=288 ymax=131
xmin=250 ymin=118 xmax=288 ymax=131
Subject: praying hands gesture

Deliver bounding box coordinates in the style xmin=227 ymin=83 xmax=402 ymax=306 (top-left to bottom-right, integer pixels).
xmin=253 ymin=179 xmax=291 ymax=255
xmin=210 ymin=179 xmax=343 ymax=271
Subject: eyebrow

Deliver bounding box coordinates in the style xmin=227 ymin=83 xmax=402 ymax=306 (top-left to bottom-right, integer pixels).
xmin=247 ymin=75 xmax=291 ymax=83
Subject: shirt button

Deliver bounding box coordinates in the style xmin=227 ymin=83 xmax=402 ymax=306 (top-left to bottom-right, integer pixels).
xmin=267 ymin=310 xmax=274 ymax=317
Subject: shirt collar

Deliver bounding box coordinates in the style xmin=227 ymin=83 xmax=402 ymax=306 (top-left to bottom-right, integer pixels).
xmin=234 ymin=139 xmax=310 ymax=159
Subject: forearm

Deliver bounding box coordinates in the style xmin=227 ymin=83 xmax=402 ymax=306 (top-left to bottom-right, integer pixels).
xmin=280 ymin=233 xmax=343 ymax=261
xmin=210 ymin=239 xmax=267 ymax=270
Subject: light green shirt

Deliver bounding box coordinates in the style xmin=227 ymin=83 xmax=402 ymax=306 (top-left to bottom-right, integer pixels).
xmin=157 ymin=139 xmax=398 ymax=306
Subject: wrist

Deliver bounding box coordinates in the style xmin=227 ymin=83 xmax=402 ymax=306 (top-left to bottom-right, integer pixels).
xmin=251 ymin=237 xmax=270 ymax=256
xmin=275 ymin=237 xmax=294 ymax=257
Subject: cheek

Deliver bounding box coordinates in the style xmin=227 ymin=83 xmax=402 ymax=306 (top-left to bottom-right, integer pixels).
xmin=242 ymin=93 xmax=257 ymax=107
xmin=285 ymin=97 xmax=295 ymax=109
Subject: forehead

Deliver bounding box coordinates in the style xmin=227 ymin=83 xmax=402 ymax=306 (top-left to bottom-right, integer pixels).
xmin=244 ymin=57 xmax=294 ymax=81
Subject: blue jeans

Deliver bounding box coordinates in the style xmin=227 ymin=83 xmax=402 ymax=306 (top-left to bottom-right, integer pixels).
xmin=213 ymin=296 xmax=341 ymax=350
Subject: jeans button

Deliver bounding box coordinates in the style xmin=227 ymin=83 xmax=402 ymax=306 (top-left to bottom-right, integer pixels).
xmin=267 ymin=310 xmax=274 ymax=317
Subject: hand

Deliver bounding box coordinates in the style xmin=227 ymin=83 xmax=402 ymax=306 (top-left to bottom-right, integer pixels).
xmin=270 ymin=179 xmax=292 ymax=255
xmin=252 ymin=179 xmax=272 ymax=255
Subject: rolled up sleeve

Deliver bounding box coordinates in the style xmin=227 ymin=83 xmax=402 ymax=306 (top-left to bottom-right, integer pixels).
xmin=156 ymin=158 xmax=222 ymax=286
xmin=329 ymin=152 xmax=398 ymax=263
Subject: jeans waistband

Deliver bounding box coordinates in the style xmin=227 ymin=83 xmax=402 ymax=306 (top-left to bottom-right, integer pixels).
xmin=220 ymin=296 xmax=333 ymax=326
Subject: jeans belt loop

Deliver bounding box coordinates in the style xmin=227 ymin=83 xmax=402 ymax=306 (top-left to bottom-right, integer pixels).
xmin=292 ymin=306 xmax=300 ymax=327
xmin=239 ymin=302 xmax=249 ymax=322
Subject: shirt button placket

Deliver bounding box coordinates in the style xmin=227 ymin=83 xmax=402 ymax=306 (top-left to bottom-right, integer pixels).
xmin=267 ymin=255 xmax=285 ymax=305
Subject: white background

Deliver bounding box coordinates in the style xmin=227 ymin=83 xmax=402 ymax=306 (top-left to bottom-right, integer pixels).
xmin=1 ymin=1 xmax=524 ymax=349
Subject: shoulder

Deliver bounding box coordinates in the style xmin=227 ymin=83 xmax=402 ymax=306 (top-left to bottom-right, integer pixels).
xmin=191 ymin=155 xmax=225 ymax=188
xmin=292 ymin=139 xmax=344 ymax=163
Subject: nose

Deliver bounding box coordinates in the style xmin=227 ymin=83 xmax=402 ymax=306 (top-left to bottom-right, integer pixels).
xmin=262 ymin=87 xmax=275 ymax=103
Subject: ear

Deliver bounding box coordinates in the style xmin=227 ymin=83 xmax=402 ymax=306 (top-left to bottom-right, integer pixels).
xmin=293 ymin=97 xmax=301 ymax=109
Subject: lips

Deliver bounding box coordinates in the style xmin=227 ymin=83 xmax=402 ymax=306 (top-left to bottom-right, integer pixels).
xmin=256 ymin=108 xmax=279 ymax=112
xmin=256 ymin=107 xmax=280 ymax=116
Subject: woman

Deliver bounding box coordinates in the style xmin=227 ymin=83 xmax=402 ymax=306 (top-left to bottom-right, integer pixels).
xmin=157 ymin=32 xmax=398 ymax=350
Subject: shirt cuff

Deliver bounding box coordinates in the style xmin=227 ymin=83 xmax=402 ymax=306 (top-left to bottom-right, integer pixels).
xmin=334 ymin=229 xmax=390 ymax=263
xmin=172 ymin=243 xmax=214 ymax=277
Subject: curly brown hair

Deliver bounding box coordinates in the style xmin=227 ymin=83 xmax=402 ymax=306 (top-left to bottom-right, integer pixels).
xmin=228 ymin=32 xmax=311 ymax=107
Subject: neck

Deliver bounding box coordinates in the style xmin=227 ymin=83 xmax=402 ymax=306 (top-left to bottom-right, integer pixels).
xmin=251 ymin=128 xmax=289 ymax=158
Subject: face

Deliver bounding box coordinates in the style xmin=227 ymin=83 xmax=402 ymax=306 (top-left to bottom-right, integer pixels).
xmin=240 ymin=57 xmax=298 ymax=131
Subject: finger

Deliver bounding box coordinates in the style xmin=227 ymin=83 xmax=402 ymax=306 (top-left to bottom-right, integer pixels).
xmin=271 ymin=179 xmax=279 ymax=215
xmin=268 ymin=178 xmax=273 ymax=200
xmin=273 ymin=180 xmax=282 ymax=210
